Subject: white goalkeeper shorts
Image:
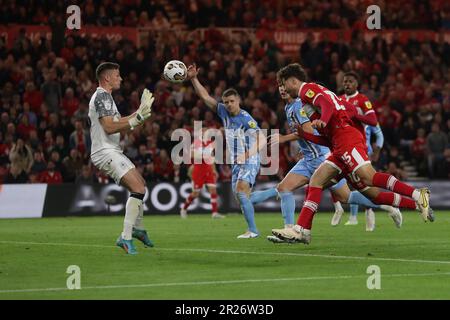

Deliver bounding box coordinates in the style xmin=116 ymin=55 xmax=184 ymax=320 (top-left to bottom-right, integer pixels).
xmin=91 ymin=150 xmax=135 ymax=185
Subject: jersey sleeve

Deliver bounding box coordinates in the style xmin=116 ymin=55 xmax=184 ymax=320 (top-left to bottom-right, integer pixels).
xmin=299 ymin=83 xmax=325 ymax=105
xmin=293 ymin=102 xmax=310 ymax=125
xmin=94 ymin=92 xmax=115 ymax=118
xmin=216 ymin=103 xmax=228 ymax=120
xmin=359 ymin=95 xmax=375 ymax=115
xmin=242 ymin=113 xmax=259 ymax=132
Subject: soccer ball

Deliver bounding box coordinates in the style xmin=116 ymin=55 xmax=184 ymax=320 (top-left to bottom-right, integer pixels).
xmin=163 ymin=60 xmax=187 ymax=83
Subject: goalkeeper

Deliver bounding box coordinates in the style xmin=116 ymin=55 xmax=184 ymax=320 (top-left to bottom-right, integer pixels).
xmin=89 ymin=62 xmax=155 ymax=255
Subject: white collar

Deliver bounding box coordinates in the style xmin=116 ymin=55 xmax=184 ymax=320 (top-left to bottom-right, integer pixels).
xmin=345 ymin=91 xmax=359 ymax=99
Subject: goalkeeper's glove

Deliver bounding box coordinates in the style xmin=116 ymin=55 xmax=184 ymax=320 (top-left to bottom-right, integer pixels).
xmin=129 ymin=89 xmax=154 ymax=129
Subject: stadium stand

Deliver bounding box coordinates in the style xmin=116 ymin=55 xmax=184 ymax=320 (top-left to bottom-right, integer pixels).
xmin=0 ymin=0 xmax=449 ymax=184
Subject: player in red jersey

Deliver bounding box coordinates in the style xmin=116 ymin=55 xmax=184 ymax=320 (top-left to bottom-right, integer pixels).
xmin=271 ymin=63 xmax=433 ymax=244
xmin=180 ymin=127 xmax=225 ymax=219
xmin=332 ymin=71 xmax=380 ymax=229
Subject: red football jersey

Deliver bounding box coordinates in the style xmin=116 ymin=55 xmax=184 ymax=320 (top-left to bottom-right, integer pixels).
xmin=340 ymin=91 xmax=376 ymax=140
xmin=299 ymin=82 xmax=364 ymax=150
xmin=192 ymin=139 xmax=215 ymax=170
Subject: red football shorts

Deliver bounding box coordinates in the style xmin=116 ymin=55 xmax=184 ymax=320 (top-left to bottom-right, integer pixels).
xmin=326 ymin=143 xmax=371 ymax=191
xmin=192 ymin=165 xmax=217 ymax=190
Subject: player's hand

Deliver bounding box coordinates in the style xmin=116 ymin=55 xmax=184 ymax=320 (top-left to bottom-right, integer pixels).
xmin=129 ymin=89 xmax=154 ymax=129
xmin=138 ymin=88 xmax=154 ymax=120
xmin=295 ymin=123 xmax=305 ymax=138
xmin=187 ymin=63 xmax=199 ymax=80
xmin=311 ymin=119 xmax=326 ymax=129
xmin=267 ymin=133 xmax=280 ymax=147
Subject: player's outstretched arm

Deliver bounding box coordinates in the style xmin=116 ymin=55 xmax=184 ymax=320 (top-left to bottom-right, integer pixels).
xmin=100 ymin=89 xmax=154 ymax=134
xmin=296 ymin=123 xmax=331 ymax=147
xmin=187 ymin=63 xmax=218 ymax=112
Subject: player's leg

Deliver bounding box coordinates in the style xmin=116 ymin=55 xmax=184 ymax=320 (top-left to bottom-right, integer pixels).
xmin=131 ymin=172 xmax=155 ymax=246
xmin=181 ymin=189 xmax=200 ymax=218
xmin=355 ymin=162 xmax=433 ymax=221
xmin=272 ymin=160 xmax=340 ymax=244
xmin=266 ymin=172 xmax=310 ymax=244
xmin=206 ymin=184 xmax=225 ymax=218
xmin=118 ymin=167 xmax=147 ymax=254
xmin=234 ymin=163 xmax=260 ymax=239
xmin=181 ymin=168 xmax=203 ymax=218
xmin=360 ymin=187 xmax=403 ymax=228
xmin=277 ymin=172 xmax=309 ymax=228
xmin=250 ymin=187 xmax=278 ymax=204
xmin=329 ymin=189 xmax=345 ymax=226
xmin=235 ymin=180 xmax=259 ymax=238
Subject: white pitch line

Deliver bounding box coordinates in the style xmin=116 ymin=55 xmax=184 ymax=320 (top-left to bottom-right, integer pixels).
xmin=1 ymin=240 xmax=450 ymax=265
xmin=1 ymin=272 xmax=450 ymax=294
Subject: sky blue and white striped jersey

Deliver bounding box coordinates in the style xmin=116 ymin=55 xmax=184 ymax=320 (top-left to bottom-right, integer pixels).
xmin=217 ymin=103 xmax=260 ymax=164
xmin=285 ymin=98 xmax=330 ymax=160
xmin=365 ymin=123 xmax=384 ymax=155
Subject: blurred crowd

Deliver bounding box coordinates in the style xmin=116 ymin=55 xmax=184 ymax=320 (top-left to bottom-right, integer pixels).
xmin=0 ymin=1 xmax=449 ymax=185
xmin=1 ymin=0 xmax=449 ymax=30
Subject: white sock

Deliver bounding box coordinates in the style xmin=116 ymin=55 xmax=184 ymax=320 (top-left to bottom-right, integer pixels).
xmin=134 ymin=201 xmax=145 ymax=231
xmin=412 ymin=190 xmax=420 ymax=202
xmin=334 ymin=201 xmax=344 ymax=212
xmin=122 ymin=196 xmax=142 ymax=240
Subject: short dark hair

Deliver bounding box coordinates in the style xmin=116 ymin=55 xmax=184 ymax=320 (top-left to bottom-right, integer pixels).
xmin=222 ymin=88 xmax=240 ymax=98
xmin=95 ymin=62 xmax=119 ymax=81
xmin=343 ymin=71 xmax=359 ymax=82
xmin=277 ymin=63 xmax=307 ymax=82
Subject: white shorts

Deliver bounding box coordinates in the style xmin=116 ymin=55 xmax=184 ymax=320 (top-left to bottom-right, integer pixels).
xmin=91 ymin=150 xmax=135 ymax=185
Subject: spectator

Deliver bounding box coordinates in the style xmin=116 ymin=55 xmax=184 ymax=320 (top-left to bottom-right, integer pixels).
xmin=69 ymin=120 xmax=91 ymax=156
xmin=23 ymin=82 xmax=44 ymax=114
xmin=52 ymin=134 xmax=69 ymax=160
xmin=30 ymin=151 xmax=47 ymax=174
xmin=62 ymin=87 xmax=80 ymax=117
xmin=8 ymin=138 xmax=33 ymax=179
xmin=153 ymin=149 xmax=174 ymax=181
xmin=75 ymin=164 xmax=95 ymax=185
xmin=426 ymin=123 xmax=448 ymax=178
xmin=41 ymin=69 xmax=62 ymax=112
xmin=62 ymin=149 xmax=84 ymax=182
xmin=152 ymin=10 xmax=171 ymax=30
xmin=39 ymin=160 xmax=63 ymax=184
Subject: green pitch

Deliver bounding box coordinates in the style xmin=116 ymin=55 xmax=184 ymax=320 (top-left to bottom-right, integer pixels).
xmin=0 ymin=211 xmax=449 ymax=299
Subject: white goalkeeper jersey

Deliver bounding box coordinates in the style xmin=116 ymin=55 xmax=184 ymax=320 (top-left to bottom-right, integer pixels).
xmin=88 ymin=87 xmax=122 ymax=156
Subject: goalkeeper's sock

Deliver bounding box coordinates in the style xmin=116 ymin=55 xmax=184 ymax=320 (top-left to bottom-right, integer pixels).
xmin=122 ymin=193 xmax=144 ymax=240
xmin=134 ymin=196 xmax=145 ymax=230
xmin=250 ymin=187 xmax=277 ymax=204
xmin=280 ymin=191 xmax=295 ymax=225
xmin=237 ymin=192 xmax=258 ymax=234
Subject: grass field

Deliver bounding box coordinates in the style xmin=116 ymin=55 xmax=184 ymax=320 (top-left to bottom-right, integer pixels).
xmin=0 ymin=211 xmax=449 ymax=300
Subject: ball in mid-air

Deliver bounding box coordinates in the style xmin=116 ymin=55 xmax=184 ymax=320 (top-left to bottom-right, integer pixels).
xmin=163 ymin=60 xmax=187 ymax=83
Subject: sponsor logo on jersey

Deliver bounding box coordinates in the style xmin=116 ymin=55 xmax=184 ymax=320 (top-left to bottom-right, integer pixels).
xmin=103 ymin=99 xmax=112 ymax=110
xmin=365 ymin=101 xmax=373 ymax=109
xmin=248 ymin=120 xmax=257 ymax=129
xmin=305 ymin=89 xmax=315 ymax=98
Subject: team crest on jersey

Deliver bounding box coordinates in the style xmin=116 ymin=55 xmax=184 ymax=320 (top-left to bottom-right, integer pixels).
xmin=299 ymin=109 xmax=307 ymax=117
xmin=103 ymin=99 xmax=112 ymax=110
xmin=248 ymin=120 xmax=257 ymax=128
xmin=305 ymin=89 xmax=315 ymax=98
xmin=365 ymin=101 xmax=373 ymax=109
